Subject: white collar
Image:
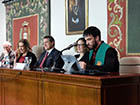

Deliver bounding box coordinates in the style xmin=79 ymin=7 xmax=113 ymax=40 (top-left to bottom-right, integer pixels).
xmin=46 ymin=48 xmax=54 ymax=55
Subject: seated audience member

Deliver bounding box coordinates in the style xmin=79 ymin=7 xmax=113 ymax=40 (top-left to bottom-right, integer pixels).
xmin=74 ymin=38 xmax=89 ymax=62
xmin=15 ymin=39 xmax=37 ymax=68
xmin=79 ymin=26 xmax=119 ymax=72
xmin=0 ymin=41 xmax=15 ymax=68
xmin=35 ymin=36 xmax=64 ymax=69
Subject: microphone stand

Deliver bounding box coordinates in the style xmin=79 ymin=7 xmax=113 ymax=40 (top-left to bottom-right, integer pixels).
xmin=61 ymin=46 xmax=72 ymax=53
xmin=61 ymin=43 xmax=76 ymax=53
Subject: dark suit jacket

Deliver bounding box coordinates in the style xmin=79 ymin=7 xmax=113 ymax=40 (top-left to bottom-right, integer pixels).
xmin=74 ymin=53 xmax=89 ymax=62
xmin=36 ymin=48 xmax=64 ymax=68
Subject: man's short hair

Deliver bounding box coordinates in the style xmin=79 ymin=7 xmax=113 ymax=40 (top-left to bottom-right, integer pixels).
xmin=44 ymin=36 xmax=55 ymax=42
xmin=83 ymin=26 xmax=101 ymax=40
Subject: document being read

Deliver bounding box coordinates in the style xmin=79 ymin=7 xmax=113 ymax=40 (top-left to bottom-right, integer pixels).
xmin=61 ymin=55 xmax=83 ymax=73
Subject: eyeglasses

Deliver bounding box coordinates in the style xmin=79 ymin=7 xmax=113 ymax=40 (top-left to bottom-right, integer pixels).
xmin=76 ymin=44 xmax=85 ymax=46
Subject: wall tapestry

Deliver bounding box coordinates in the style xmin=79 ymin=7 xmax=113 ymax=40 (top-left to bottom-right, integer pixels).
xmin=5 ymin=0 xmax=50 ymax=50
xmin=126 ymin=0 xmax=140 ymax=55
xmin=107 ymin=0 xmax=126 ymax=58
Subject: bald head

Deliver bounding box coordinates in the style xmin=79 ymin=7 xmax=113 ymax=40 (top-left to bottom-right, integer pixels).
xmin=3 ymin=41 xmax=12 ymax=47
xmin=2 ymin=41 xmax=12 ymax=53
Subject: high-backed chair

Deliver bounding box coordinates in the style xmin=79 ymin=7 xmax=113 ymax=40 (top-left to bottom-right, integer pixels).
xmin=120 ymin=57 xmax=140 ymax=73
xmin=32 ymin=45 xmax=44 ymax=60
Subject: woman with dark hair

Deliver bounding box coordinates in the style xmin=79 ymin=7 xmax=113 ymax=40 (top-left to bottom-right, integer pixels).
xmin=74 ymin=37 xmax=89 ymax=61
xmin=15 ymin=39 xmax=37 ymax=68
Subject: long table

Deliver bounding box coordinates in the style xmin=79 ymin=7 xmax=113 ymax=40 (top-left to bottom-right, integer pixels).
xmin=0 ymin=68 xmax=140 ymax=105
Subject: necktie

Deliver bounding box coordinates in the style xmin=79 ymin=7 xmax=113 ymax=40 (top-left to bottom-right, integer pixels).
xmin=92 ymin=51 xmax=96 ymax=64
xmin=40 ymin=52 xmax=48 ymax=68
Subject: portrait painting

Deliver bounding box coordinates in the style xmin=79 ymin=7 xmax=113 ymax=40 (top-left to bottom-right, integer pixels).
xmin=65 ymin=0 xmax=88 ymax=35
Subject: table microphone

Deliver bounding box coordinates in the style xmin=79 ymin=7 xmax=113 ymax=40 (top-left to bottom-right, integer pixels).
xmin=61 ymin=42 xmax=77 ymax=52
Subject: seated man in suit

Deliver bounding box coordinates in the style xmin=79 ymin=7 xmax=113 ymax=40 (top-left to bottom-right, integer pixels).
xmin=79 ymin=26 xmax=119 ymax=72
xmin=0 ymin=41 xmax=15 ymax=68
xmin=35 ymin=36 xmax=64 ymax=69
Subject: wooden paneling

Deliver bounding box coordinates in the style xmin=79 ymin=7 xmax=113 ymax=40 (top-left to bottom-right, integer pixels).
xmin=0 ymin=68 xmax=140 ymax=105
xmin=0 ymin=73 xmax=2 ymax=105
xmin=43 ymin=82 xmax=100 ymax=105
xmin=102 ymin=83 xmax=139 ymax=105
xmin=1 ymin=70 xmax=39 ymax=105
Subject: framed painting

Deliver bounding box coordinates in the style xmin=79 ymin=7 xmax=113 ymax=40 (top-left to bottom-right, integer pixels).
xmin=65 ymin=0 xmax=88 ymax=35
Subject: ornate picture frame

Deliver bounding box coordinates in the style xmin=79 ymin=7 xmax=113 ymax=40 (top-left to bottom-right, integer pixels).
xmin=65 ymin=0 xmax=88 ymax=35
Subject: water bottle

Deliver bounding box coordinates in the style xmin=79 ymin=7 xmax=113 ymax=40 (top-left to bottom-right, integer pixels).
xmin=5 ymin=56 xmax=10 ymax=68
xmin=24 ymin=57 xmax=29 ymax=70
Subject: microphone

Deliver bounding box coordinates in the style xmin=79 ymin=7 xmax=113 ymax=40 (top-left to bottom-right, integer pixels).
xmin=61 ymin=42 xmax=77 ymax=52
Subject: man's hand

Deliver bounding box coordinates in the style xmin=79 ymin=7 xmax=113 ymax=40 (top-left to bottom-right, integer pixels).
xmin=3 ymin=50 xmax=8 ymax=56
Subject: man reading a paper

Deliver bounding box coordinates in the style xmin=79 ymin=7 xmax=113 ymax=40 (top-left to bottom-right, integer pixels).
xmin=79 ymin=26 xmax=119 ymax=72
